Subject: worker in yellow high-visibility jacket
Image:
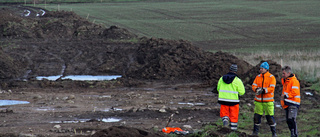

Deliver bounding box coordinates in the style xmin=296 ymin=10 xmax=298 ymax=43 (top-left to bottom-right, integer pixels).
xmin=217 ymin=64 xmax=245 ymax=131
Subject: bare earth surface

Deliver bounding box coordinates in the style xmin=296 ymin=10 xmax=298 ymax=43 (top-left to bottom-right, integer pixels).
xmin=0 ymin=5 xmax=319 ymax=137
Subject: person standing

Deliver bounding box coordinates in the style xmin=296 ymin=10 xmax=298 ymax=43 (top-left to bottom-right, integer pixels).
xmin=217 ymin=64 xmax=245 ymax=131
xmin=252 ymin=62 xmax=277 ymax=137
xmin=281 ymin=66 xmax=300 ymax=137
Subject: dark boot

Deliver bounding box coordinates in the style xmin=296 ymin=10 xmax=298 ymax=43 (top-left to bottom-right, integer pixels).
xmin=222 ymin=116 xmax=229 ymax=127
xmin=270 ymin=126 xmax=277 ymax=137
xmin=252 ymin=124 xmax=259 ymax=135
xmin=223 ymin=120 xmax=229 ymax=127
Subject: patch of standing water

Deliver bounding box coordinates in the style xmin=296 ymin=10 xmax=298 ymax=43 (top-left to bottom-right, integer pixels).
xmin=178 ymin=102 xmax=206 ymax=106
xmin=49 ymin=118 xmax=121 ymax=123
xmin=36 ymin=75 xmax=121 ymax=81
xmin=305 ymin=92 xmax=313 ymax=96
xmin=0 ymin=100 xmax=29 ymax=106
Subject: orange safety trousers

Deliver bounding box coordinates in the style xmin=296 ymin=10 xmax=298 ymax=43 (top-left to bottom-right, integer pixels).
xmin=220 ymin=104 xmax=239 ymax=123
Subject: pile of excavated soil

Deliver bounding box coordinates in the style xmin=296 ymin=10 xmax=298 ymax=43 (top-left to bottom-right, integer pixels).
xmin=0 ymin=6 xmax=254 ymax=88
xmin=0 ymin=48 xmax=24 ymax=80
xmin=123 ymin=37 xmax=252 ymax=87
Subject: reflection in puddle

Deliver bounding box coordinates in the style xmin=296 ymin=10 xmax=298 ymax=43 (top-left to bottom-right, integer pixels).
xmin=35 ymin=107 xmax=55 ymax=111
xmin=305 ymin=92 xmax=313 ymax=96
xmin=0 ymin=100 xmax=29 ymax=106
xmin=50 ymin=119 xmax=90 ymax=124
xmin=178 ymin=102 xmax=206 ymax=106
xmin=101 ymin=118 xmax=121 ymax=122
xmin=36 ymin=75 xmax=121 ymax=81
xmin=95 ymin=107 xmax=123 ymax=112
xmin=49 ymin=118 xmax=121 ymax=123
xmin=275 ymin=105 xmax=281 ymax=108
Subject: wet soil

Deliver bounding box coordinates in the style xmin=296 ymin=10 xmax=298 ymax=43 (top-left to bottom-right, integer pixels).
xmin=0 ymin=5 xmax=319 ymax=137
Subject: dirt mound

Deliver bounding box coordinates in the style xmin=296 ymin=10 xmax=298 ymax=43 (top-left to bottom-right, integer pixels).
xmin=0 ymin=6 xmax=137 ymax=40
xmin=0 ymin=6 xmax=253 ymax=88
xmin=91 ymin=126 xmax=164 ymax=137
xmin=0 ymin=48 xmax=25 ymax=80
xmin=240 ymin=60 xmax=282 ymax=85
xmin=123 ymin=37 xmax=252 ymax=86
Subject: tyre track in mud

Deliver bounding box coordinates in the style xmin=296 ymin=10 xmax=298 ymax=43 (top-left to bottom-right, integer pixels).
xmin=93 ymin=7 xmax=272 ymax=41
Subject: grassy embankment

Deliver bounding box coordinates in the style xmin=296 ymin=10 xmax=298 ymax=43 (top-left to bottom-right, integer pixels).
xmin=2 ymin=0 xmax=319 ymax=136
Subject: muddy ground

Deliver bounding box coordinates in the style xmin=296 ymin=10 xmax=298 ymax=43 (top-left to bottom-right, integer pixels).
xmin=0 ymin=5 xmax=319 ymax=137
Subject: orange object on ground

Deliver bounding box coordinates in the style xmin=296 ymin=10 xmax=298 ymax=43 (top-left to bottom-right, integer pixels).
xmin=162 ymin=127 xmax=183 ymax=133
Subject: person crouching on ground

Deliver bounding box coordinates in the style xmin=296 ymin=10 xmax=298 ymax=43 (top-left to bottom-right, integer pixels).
xmin=281 ymin=66 xmax=301 ymax=137
xmin=217 ymin=64 xmax=245 ymax=131
xmin=252 ymin=62 xmax=277 ymax=137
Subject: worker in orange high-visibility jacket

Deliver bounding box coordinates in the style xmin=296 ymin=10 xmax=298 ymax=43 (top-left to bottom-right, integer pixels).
xmin=217 ymin=64 xmax=245 ymax=131
xmin=281 ymin=66 xmax=300 ymax=137
xmin=252 ymin=62 xmax=277 ymax=137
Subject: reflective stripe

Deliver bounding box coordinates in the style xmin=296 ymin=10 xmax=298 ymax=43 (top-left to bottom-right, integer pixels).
xmin=219 ymin=90 xmax=238 ymax=94
xmin=258 ymin=74 xmax=261 ymax=77
xmin=264 ymin=88 xmax=268 ymax=93
xmin=218 ymin=98 xmax=240 ymax=102
xmin=270 ymin=123 xmax=277 ymax=127
xmin=230 ymin=122 xmax=237 ymax=126
xmin=270 ymin=84 xmax=275 ymax=87
xmin=252 ymin=83 xmax=257 ymax=86
xmin=294 ymin=96 xmax=300 ymax=98
xmin=231 ymin=127 xmax=237 ymax=130
xmin=285 ymin=99 xmax=300 ymax=105
xmin=292 ymin=86 xmax=299 ymax=89
xmin=270 ymin=75 xmax=274 ymax=77
xmin=255 ymin=97 xmax=274 ymax=101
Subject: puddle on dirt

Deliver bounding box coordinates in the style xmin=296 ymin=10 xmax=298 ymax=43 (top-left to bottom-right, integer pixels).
xmin=36 ymin=75 xmax=121 ymax=81
xmin=94 ymin=107 xmax=123 ymax=112
xmin=0 ymin=100 xmax=29 ymax=106
xmin=305 ymin=92 xmax=313 ymax=96
xmin=49 ymin=118 xmax=121 ymax=123
xmin=274 ymin=102 xmax=282 ymax=108
xmin=35 ymin=107 xmax=55 ymax=111
xmin=178 ymin=102 xmax=206 ymax=106
xmin=101 ymin=118 xmax=121 ymax=122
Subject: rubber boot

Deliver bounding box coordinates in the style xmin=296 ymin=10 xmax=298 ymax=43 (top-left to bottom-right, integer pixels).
xmin=222 ymin=116 xmax=229 ymax=127
xmin=290 ymin=129 xmax=298 ymax=137
xmin=223 ymin=119 xmax=229 ymax=127
xmin=252 ymin=124 xmax=259 ymax=136
xmin=270 ymin=126 xmax=277 ymax=137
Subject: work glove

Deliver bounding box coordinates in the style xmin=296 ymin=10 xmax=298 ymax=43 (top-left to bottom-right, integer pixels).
xmin=255 ymin=88 xmax=264 ymax=95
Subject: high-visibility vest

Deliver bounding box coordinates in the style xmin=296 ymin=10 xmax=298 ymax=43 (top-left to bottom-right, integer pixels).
xmin=217 ymin=76 xmax=245 ymax=103
xmin=252 ymin=71 xmax=276 ymax=102
xmin=281 ymin=74 xmax=301 ymax=109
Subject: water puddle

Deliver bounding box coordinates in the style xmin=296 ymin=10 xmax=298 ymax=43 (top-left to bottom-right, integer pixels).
xmin=94 ymin=107 xmax=123 ymax=112
xmin=178 ymin=102 xmax=206 ymax=106
xmin=49 ymin=118 xmax=121 ymax=123
xmin=305 ymin=92 xmax=313 ymax=96
xmin=0 ymin=100 xmax=29 ymax=106
xmin=36 ymin=75 xmax=121 ymax=81
xmin=275 ymin=105 xmax=281 ymax=108
xmin=101 ymin=118 xmax=121 ymax=122
xmin=35 ymin=107 xmax=55 ymax=111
